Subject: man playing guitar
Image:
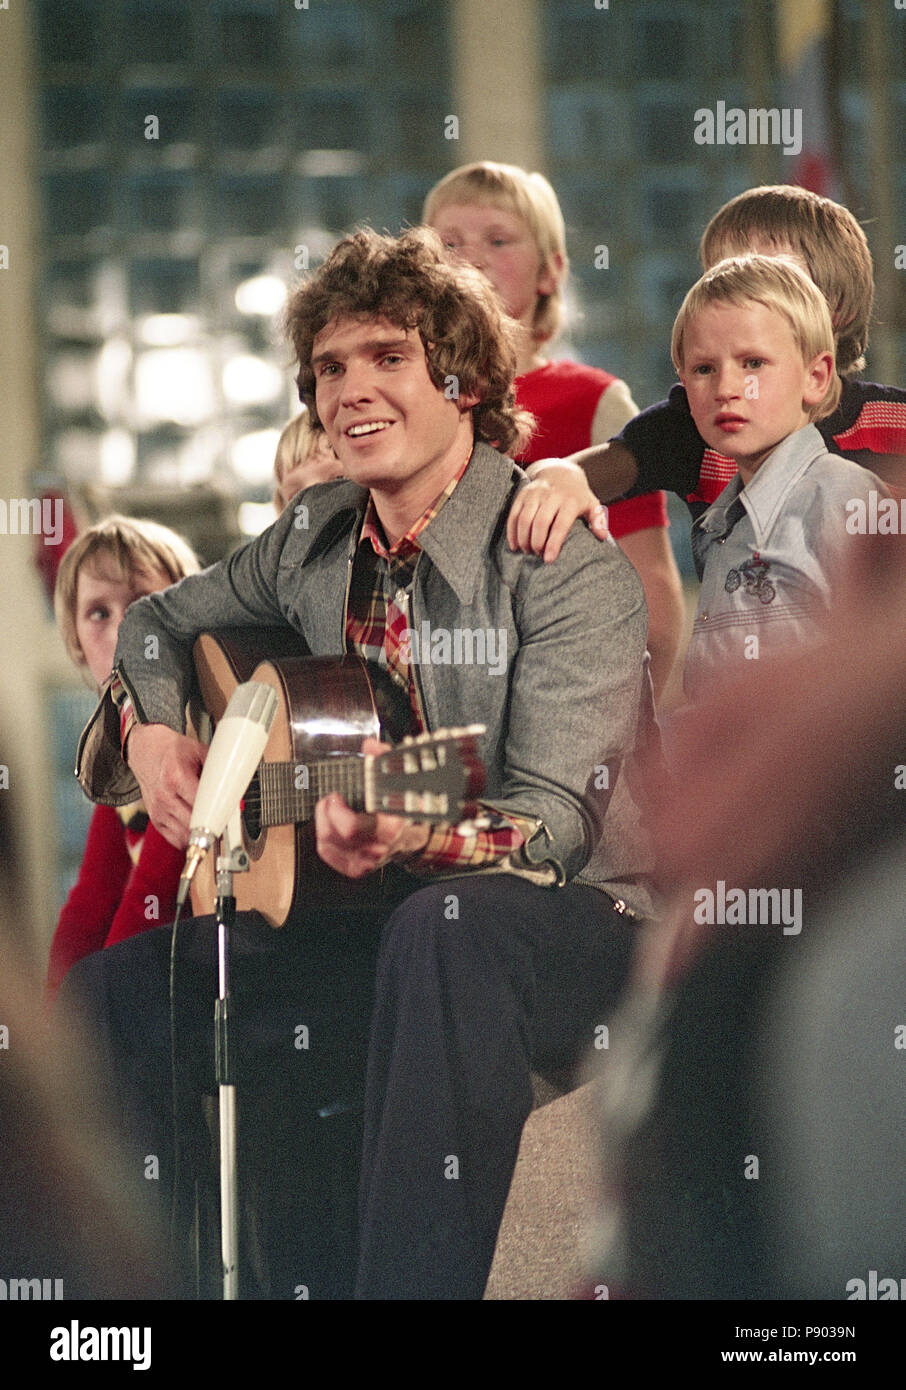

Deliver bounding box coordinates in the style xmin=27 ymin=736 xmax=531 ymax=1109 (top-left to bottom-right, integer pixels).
xmin=74 ymin=228 xmax=656 ymax=1300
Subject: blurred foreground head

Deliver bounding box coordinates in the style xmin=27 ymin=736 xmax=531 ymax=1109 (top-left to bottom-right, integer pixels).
xmin=594 ymin=535 xmax=906 ymax=1299
xmin=0 ymin=930 xmax=173 ymax=1298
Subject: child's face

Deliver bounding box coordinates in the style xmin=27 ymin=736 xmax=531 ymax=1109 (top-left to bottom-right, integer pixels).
xmin=680 ymin=299 xmax=832 ymax=480
xmin=75 ymin=556 xmax=172 ymax=685
xmin=277 ymin=429 xmax=339 ymax=508
xmin=428 ymin=201 xmax=559 ymax=330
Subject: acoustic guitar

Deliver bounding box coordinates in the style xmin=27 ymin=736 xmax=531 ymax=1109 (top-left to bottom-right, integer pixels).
xmin=188 ymin=628 xmax=485 ymax=927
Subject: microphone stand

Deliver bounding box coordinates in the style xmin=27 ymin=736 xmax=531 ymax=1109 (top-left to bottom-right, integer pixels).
xmin=174 ymin=678 xmax=277 ymax=1299
xmin=213 ymin=806 xmax=249 ymax=1301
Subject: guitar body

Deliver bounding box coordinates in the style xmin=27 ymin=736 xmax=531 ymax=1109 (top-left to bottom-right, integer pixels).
xmin=190 ymin=628 xmax=414 ymax=926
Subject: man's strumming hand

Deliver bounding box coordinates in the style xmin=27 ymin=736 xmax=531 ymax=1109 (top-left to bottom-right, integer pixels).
xmin=126 ymin=723 xmax=207 ymax=849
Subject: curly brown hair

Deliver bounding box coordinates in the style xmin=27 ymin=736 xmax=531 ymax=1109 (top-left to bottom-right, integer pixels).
xmin=285 ymin=227 xmax=534 ymax=455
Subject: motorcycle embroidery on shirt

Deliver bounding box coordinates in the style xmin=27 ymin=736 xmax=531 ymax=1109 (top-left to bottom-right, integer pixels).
xmin=724 ymin=552 xmax=776 ymax=604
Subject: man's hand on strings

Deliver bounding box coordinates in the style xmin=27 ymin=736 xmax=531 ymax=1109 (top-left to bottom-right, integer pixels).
xmin=314 ymin=737 xmax=431 ymax=878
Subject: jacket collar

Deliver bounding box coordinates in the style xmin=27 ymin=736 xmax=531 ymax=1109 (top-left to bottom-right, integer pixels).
xmin=300 ymin=440 xmax=521 ymax=604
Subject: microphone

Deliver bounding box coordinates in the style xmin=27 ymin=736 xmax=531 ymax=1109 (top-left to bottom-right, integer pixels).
xmin=176 ymin=681 xmax=278 ymax=907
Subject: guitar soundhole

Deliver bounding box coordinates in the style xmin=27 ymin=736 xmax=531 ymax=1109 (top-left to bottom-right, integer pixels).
xmin=241 ymin=769 xmax=263 ymax=842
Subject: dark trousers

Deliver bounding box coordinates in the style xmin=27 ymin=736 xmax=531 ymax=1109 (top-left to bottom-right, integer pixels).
xmin=354 ymin=875 xmax=635 ymax=1299
xmin=61 ymin=875 xmax=636 ymax=1300
xmin=61 ymin=902 xmax=391 ymax=1298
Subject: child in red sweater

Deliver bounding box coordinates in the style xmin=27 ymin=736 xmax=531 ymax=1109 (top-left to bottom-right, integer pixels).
xmin=424 ymin=161 xmax=685 ymax=702
xmin=46 ymin=515 xmax=199 ymax=1001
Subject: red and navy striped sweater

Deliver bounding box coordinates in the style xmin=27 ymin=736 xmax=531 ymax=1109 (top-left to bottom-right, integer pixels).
xmin=617 ymin=379 xmax=906 ymax=520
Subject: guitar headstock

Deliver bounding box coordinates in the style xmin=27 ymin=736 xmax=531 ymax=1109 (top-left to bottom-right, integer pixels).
xmin=364 ymin=725 xmax=486 ymax=821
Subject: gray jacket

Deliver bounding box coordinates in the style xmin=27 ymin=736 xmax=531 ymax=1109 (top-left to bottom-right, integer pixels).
xmin=77 ymin=442 xmax=655 ymax=917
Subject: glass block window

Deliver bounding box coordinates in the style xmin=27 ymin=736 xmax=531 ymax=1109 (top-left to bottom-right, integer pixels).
xmin=539 ymin=0 xmax=797 ymax=581
xmin=542 ymin=0 xmax=767 ymax=420
xmin=33 ymin=0 xmax=453 ymax=556
xmin=835 ymin=0 xmax=906 ymax=381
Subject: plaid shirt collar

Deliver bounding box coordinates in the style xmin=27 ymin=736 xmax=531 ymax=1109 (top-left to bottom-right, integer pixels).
xmin=357 ymin=451 xmax=471 ymax=565
xmin=295 ymin=441 xmax=519 ymax=606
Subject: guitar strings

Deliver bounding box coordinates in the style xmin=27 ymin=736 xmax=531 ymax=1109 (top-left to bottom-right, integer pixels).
xmin=242 ymin=758 xmax=367 ymax=826
xmin=239 ymin=741 xmax=474 ymax=826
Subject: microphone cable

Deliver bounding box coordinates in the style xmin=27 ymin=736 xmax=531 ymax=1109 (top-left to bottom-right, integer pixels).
xmin=167 ymin=894 xmax=196 ymax=1293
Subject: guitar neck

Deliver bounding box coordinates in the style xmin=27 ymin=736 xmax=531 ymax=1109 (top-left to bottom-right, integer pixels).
xmin=248 ymin=756 xmax=368 ymax=828
xmin=244 ymin=725 xmax=484 ymax=828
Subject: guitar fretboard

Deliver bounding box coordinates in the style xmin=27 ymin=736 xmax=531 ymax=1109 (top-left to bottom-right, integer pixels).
xmin=244 ymin=758 xmax=366 ymax=827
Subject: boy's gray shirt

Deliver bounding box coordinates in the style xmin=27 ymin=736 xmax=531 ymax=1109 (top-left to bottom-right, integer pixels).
xmin=686 ymin=423 xmax=886 ymax=701
xmin=77 ymin=442 xmax=656 ymax=917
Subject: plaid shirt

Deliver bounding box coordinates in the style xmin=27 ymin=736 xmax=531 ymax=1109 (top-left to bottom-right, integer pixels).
xmin=113 ymin=674 xmax=137 ymax=753
xmin=346 ymin=464 xmax=524 ymax=871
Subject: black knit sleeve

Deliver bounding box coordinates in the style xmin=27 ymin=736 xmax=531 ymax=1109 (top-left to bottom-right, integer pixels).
xmin=615 ymin=384 xmax=707 ymax=499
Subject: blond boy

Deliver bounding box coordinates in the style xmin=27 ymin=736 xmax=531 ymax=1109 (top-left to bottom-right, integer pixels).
xmin=47 ymin=516 xmax=198 ymax=1001
xmin=272 ymin=408 xmax=341 ymax=512
xmin=511 ymin=184 xmax=906 ymax=553
xmin=672 ymin=255 xmax=885 ymax=700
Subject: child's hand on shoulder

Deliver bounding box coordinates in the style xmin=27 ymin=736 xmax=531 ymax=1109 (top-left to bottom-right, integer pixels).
xmin=507 ymin=459 xmax=609 ymax=563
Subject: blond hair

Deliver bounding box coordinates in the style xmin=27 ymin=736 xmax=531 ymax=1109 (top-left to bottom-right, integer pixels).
xmin=273 ymin=409 xmax=315 ymax=509
xmin=423 ymin=161 xmax=568 ymax=345
xmin=671 ymin=255 xmax=842 ymax=421
xmin=55 ymin=514 xmax=200 ymax=668
xmin=700 ymin=185 xmax=873 ymax=377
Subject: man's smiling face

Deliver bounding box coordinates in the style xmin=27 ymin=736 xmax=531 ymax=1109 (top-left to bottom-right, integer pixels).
xmin=311 ymin=316 xmax=476 ymax=510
